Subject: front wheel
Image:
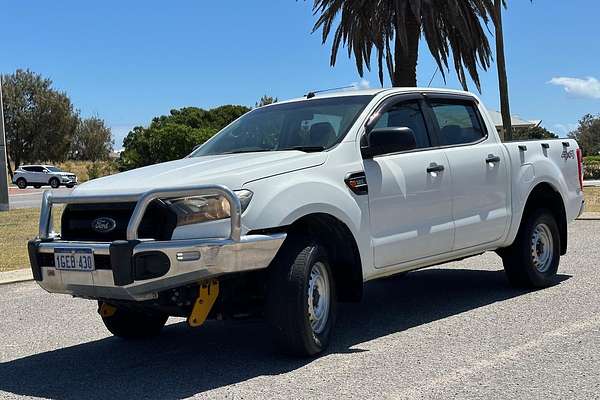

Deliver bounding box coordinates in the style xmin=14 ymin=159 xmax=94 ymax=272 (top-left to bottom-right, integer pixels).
xmin=501 ymin=209 xmax=561 ymax=288
xmin=49 ymin=178 xmax=60 ymax=189
xmin=266 ymin=237 xmax=337 ymax=356
xmin=99 ymin=303 xmax=168 ymax=339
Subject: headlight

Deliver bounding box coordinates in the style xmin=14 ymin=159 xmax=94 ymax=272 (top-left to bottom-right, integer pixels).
xmin=166 ymin=189 xmax=253 ymax=227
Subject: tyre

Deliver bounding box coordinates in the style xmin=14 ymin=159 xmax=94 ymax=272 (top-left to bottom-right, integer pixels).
xmin=501 ymin=208 xmax=560 ymax=288
xmin=100 ymin=303 xmax=168 ymax=339
xmin=266 ymin=236 xmax=337 ymax=356
xmin=16 ymin=178 xmax=27 ymax=189
xmin=49 ymin=178 xmax=60 ymax=189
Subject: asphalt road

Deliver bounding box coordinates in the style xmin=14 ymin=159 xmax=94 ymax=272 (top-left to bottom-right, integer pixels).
xmin=7 ymin=187 xmax=73 ymax=209
xmin=1 ymin=220 xmax=599 ymax=399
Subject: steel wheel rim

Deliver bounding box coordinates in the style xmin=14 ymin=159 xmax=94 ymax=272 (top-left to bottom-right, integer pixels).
xmin=531 ymin=223 xmax=554 ymax=273
xmin=307 ymin=261 xmax=330 ymax=335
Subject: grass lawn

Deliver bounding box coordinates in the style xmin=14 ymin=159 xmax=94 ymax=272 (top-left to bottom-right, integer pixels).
xmin=0 ymin=207 xmax=62 ymax=272
xmin=584 ymin=187 xmax=600 ymax=212
xmin=0 ymin=188 xmax=598 ymax=273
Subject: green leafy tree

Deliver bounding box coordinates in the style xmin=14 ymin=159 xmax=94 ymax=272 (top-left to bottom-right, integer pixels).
xmin=310 ymin=0 xmax=497 ymax=90
xmin=568 ymin=114 xmax=600 ymax=157
xmin=119 ymin=105 xmax=250 ymax=170
xmin=256 ymin=95 xmax=278 ymax=108
xmin=512 ymin=126 xmax=558 ymax=141
xmin=1 ymin=69 xmax=78 ymax=173
xmin=71 ymin=116 xmax=114 ymax=161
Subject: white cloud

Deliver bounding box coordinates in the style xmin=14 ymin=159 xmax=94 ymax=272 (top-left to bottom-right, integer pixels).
xmin=351 ymin=78 xmax=370 ymax=90
xmin=553 ymin=123 xmax=578 ymax=137
xmin=548 ymin=76 xmax=600 ymax=99
xmin=110 ymin=124 xmax=137 ymax=149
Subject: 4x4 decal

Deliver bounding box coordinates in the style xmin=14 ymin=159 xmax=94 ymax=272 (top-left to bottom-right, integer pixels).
xmin=561 ymin=149 xmax=575 ymax=160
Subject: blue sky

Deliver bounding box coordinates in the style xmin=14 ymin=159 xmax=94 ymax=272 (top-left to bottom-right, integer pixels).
xmin=1 ymin=0 xmax=598 ymax=147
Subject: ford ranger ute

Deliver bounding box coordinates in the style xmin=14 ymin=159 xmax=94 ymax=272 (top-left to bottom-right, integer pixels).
xmin=28 ymin=88 xmax=585 ymax=356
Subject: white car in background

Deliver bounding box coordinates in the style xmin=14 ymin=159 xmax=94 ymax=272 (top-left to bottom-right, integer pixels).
xmin=13 ymin=165 xmax=77 ymax=189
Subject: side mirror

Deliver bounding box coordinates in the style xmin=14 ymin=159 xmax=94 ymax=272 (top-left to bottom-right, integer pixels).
xmin=361 ymin=127 xmax=417 ymax=158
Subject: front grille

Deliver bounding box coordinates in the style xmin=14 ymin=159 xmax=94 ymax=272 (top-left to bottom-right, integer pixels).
xmin=60 ymin=201 xmax=177 ymax=242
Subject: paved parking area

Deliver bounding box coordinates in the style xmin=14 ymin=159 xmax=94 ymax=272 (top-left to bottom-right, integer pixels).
xmin=0 ymin=220 xmax=599 ymax=399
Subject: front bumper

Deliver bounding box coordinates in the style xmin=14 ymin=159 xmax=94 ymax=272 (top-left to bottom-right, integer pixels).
xmin=60 ymin=176 xmax=77 ymax=185
xmin=28 ymin=185 xmax=286 ymax=301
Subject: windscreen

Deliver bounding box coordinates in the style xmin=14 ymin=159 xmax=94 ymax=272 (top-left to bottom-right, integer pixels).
xmin=191 ymin=95 xmax=373 ymax=156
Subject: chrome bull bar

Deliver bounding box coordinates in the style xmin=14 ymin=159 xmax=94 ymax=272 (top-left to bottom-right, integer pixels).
xmin=38 ymin=184 xmax=243 ymax=241
xmin=30 ymin=185 xmax=286 ymax=301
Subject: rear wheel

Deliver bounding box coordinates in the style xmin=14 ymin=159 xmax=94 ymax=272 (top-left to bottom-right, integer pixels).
xmin=266 ymin=236 xmax=337 ymax=356
xmin=16 ymin=178 xmax=27 ymax=189
xmin=100 ymin=303 xmax=168 ymax=339
xmin=501 ymin=209 xmax=560 ymax=288
xmin=49 ymin=178 xmax=60 ymax=189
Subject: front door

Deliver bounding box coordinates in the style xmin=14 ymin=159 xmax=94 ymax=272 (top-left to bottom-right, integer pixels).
xmin=363 ymin=98 xmax=454 ymax=268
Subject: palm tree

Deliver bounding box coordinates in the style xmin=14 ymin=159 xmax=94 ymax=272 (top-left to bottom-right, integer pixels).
xmin=311 ymin=0 xmax=497 ymax=92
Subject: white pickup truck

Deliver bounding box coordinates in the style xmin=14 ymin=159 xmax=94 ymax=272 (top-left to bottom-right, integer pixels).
xmin=28 ymin=88 xmax=585 ymax=356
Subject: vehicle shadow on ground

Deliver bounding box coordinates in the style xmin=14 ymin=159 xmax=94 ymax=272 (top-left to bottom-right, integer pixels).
xmin=0 ymin=267 xmax=570 ymax=400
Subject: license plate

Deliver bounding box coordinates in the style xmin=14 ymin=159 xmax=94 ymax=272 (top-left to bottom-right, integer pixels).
xmin=54 ymin=248 xmax=95 ymax=271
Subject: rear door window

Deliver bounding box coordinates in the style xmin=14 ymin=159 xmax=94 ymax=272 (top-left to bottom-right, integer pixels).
xmin=429 ymin=102 xmax=486 ymax=146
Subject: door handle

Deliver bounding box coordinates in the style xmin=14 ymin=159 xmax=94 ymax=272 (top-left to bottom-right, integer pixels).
xmin=486 ymin=155 xmax=501 ymax=164
xmin=427 ymin=163 xmax=445 ymax=173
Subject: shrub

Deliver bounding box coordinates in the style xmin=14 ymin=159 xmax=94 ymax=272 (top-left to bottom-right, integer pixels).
xmin=584 ymin=162 xmax=600 ymax=180
xmin=584 ymin=155 xmax=600 ymax=163
xmin=86 ymin=163 xmax=102 ymax=180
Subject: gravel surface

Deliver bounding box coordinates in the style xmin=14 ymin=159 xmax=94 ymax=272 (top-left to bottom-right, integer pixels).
xmin=1 ymin=220 xmax=599 ymax=399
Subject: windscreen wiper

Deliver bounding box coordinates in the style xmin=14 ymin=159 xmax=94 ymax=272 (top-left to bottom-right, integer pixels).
xmin=279 ymin=146 xmax=325 ymax=153
xmin=224 ymin=148 xmax=273 ymax=154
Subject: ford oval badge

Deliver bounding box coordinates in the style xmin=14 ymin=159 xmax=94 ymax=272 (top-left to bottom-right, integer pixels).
xmin=91 ymin=217 xmax=117 ymax=233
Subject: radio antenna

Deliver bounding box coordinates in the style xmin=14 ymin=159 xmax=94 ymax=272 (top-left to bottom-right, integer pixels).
xmin=427 ymin=67 xmax=439 ymax=87
xmin=306 ymin=85 xmax=356 ymax=99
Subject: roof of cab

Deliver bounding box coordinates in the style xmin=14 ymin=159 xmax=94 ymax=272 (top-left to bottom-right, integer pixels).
xmin=266 ymin=87 xmax=477 ymax=107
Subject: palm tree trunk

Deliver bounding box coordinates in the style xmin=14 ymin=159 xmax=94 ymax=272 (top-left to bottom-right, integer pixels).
xmin=6 ymin=155 xmax=13 ymax=180
xmin=494 ymin=0 xmax=512 ymax=142
xmin=392 ymin=12 xmax=420 ymax=87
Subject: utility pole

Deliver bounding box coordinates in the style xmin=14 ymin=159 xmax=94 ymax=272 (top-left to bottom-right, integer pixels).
xmin=0 ymin=75 xmax=9 ymax=211
xmin=494 ymin=0 xmax=513 ymax=142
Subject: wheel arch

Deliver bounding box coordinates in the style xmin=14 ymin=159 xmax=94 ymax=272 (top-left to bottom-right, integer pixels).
xmin=519 ymin=182 xmax=568 ymax=255
xmin=258 ymin=212 xmax=364 ymax=303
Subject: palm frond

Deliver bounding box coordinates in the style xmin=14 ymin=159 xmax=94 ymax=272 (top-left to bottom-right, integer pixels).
xmin=311 ymin=0 xmax=499 ymax=90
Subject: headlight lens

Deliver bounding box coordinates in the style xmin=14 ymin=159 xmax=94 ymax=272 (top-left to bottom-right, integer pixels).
xmin=166 ymin=189 xmax=253 ymax=227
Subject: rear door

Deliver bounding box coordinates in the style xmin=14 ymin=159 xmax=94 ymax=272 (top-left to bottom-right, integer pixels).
xmin=425 ymin=95 xmax=510 ymax=250
xmin=363 ymin=95 xmax=454 ymax=267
